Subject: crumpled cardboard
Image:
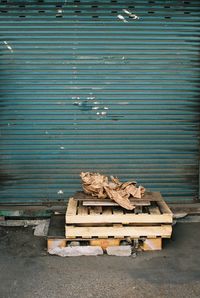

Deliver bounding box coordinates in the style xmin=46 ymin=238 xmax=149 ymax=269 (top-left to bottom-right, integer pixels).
xmin=80 ymin=172 xmax=145 ymax=210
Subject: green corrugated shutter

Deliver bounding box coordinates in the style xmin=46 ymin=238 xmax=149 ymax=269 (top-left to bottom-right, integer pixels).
xmin=0 ymin=0 xmax=199 ymax=204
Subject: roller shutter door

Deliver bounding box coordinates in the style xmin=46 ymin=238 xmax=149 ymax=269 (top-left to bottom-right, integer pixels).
xmin=0 ymin=0 xmax=199 ymax=203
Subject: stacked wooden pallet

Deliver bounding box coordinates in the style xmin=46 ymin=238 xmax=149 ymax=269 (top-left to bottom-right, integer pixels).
xmin=65 ymin=191 xmax=173 ymax=251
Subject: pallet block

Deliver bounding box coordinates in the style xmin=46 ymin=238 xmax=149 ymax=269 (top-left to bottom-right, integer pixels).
xmin=141 ymin=238 xmax=162 ymax=251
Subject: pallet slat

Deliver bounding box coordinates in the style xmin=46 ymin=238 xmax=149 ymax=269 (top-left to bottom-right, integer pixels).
xmin=66 ymin=198 xmax=77 ymax=216
xmin=149 ymin=206 xmax=161 ymax=215
xmin=103 ymin=207 xmax=112 ymax=215
xmin=65 ymin=213 xmax=172 ymax=224
xmin=83 ymin=200 xmax=151 ymax=207
xmin=89 ymin=206 xmax=102 ymax=215
xmin=78 ymin=205 xmax=88 ymax=215
xmin=73 ymin=191 xmax=162 ymax=202
xmin=65 ymin=225 xmax=172 ymax=238
xmin=157 ymin=200 xmax=173 ymax=215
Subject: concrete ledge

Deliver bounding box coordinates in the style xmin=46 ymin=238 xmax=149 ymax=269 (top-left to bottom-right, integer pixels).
xmin=106 ymin=246 xmax=132 ymax=256
xmin=48 ymin=246 xmax=104 ymax=257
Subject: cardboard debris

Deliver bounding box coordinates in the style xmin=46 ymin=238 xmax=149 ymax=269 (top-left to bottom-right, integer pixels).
xmin=80 ymin=172 xmax=145 ymax=210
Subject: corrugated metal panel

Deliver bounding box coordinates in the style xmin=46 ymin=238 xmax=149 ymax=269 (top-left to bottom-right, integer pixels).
xmin=0 ymin=0 xmax=199 ymax=204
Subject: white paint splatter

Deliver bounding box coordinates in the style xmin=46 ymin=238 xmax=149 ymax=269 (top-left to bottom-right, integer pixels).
xmin=101 ymin=111 xmax=107 ymax=115
xmin=92 ymin=106 xmax=99 ymax=110
xmin=123 ymin=9 xmax=140 ymax=19
xmin=87 ymin=96 xmax=95 ymax=100
xmin=57 ymin=190 xmax=64 ymax=195
xmin=60 ymin=146 xmax=64 ymax=150
xmin=73 ymin=101 xmax=82 ymax=106
xmin=122 ymin=56 xmax=125 ymax=60
xmin=3 ymin=41 xmax=13 ymax=53
xmin=117 ymin=14 xmax=128 ymax=23
xmin=94 ymin=101 xmax=100 ymax=105
xmin=118 ymin=101 xmax=130 ymax=105
xmin=7 ymin=123 xmax=10 ymax=126
xmin=57 ymin=9 xmax=63 ymax=14
xmin=96 ymin=112 xmax=100 ymax=115
xmin=104 ymin=107 xmax=109 ymax=110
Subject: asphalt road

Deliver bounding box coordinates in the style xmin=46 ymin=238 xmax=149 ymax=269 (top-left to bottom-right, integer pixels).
xmin=0 ymin=222 xmax=200 ymax=298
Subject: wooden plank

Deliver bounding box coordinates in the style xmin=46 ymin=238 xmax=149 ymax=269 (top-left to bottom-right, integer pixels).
xmin=102 ymin=207 xmax=112 ymax=215
xmin=89 ymin=206 xmax=102 ymax=215
xmin=141 ymin=238 xmax=162 ymax=251
xmin=77 ymin=205 xmax=88 ymax=215
xmin=73 ymin=191 xmax=162 ymax=202
xmin=147 ymin=191 xmax=162 ymax=201
xmin=65 ymin=225 xmax=172 ymax=238
xmin=47 ymin=239 xmax=67 ymax=252
xmin=66 ymin=198 xmax=77 ymax=216
xmin=113 ymin=207 xmax=124 ymax=215
xmin=157 ymin=200 xmax=173 ymax=215
xmin=83 ymin=200 xmax=150 ymax=207
xmin=134 ymin=206 xmax=143 ymax=214
xmin=149 ymin=206 xmax=161 ymax=215
xmin=65 ymin=198 xmax=78 ymax=223
xmin=113 ymin=223 xmax=123 ymax=238
xmin=66 ymin=213 xmax=172 ymax=224
xmin=90 ymin=238 xmax=120 ymax=249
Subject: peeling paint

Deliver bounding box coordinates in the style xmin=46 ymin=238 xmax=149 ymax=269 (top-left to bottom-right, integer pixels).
xmin=71 ymin=87 xmax=82 ymax=90
xmin=78 ymin=56 xmax=99 ymax=59
xmin=118 ymin=102 xmax=130 ymax=105
xmin=57 ymin=190 xmax=64 ymax=195
xmin=73 ymin=101 xmax=82 ymax=106
xmin=123 ymin=9 xmax=140 ymax=20
xmin=117 ymin=14 xmax=128 ymax=23
xmin=101 ymin=111 xmax=107 ymax=116
xmin=3 ymin=41 xmax=13 ymax=53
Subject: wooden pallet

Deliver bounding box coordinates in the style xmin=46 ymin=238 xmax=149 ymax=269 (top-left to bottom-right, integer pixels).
xmin=65 ymin=192 xmax=173 ymax=241
xmin=48 ymin=215 xmax=167 ymax=252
